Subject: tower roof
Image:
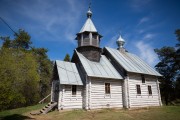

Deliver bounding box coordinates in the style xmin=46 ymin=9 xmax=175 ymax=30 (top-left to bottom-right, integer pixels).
xmin=79 ymin=18 xmax=97 ymax=33
xmin=78 ymin=7 xmax=98 ymax=33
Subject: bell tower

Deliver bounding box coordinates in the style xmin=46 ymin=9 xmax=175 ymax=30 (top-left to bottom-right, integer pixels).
xmin=75 ymin=6 xmax=102 ymax=62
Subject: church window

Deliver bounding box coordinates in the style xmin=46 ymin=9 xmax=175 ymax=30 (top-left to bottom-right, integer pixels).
xmin=141 ymin=75 xmax=145 ymax=83
xmin=105 ymin=83 xmax=110 ymax=94
xmin=136 ymin=85 xmax=141 ymax=95
xmin=148 ymin=85 xmax=152 ymax=95
xmin=72 ymin=85 xmax=77 ymax=95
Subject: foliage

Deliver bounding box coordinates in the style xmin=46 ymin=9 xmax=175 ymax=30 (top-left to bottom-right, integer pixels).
xmin=31 ymin=48 xmax=53 ymax=98
xmin=0 ymin=29 xmax=32 ymax=49
xmin=155 ymin=29 xmax=180 ymax=105
xmin=0 ymin=29 xmax=52 ymax=111
xmin=64 ymin=54 xmax=71 ymax=62
xmin=0 ymin=48 xmax=40 ymax=110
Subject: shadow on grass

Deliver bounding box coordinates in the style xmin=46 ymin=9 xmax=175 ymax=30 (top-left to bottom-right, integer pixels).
xmin=0 ymin=114 xmax=34 ymax=120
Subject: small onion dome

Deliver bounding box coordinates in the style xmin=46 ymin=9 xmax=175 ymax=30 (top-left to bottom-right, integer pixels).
xmin=116 ymin=35 xmax=125 ymax=48
xmin=87 ymin=8 xmax=92 ymax=18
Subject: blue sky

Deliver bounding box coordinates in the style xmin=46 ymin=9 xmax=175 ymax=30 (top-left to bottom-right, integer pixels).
xmin=0 ymin=0 xmax=180 ymax=67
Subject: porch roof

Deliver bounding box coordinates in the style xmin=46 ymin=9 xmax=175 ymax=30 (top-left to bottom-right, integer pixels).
xmin=55 ymin=60 xmax=83 ymax=85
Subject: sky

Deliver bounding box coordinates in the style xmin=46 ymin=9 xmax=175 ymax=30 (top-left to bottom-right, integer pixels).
xmin=0 ymin=0 xmax=180 ymax=67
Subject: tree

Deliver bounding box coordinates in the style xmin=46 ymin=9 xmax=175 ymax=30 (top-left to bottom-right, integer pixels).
xmin=0 ymin=29 xmax=53 ymax=110
xmin=64 ymin=54 xmax=70 ymax=62
xmin=155 ymin=29 xmax=180 ymax=105
xmin=174 ymin=29 xmax=180 ymax=99
xmin=0 ymin=48 xmax=40 ymax=110
xmin=31 ymin=48 xmax=53 ymax=99
xmin=0 ymin=29 xmax=32 ymax=50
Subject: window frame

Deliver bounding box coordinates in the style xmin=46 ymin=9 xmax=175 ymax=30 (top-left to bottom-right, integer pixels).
xmin=148 ymin=85 xmax=152 ymax=95
xmin=72 ymin=85 xmax=77 ymax=96
xmin=141 ymin=75 xmax=146 ymax=84
xmin=136 ymin=84 xmax=141 ymax=95
xmin=105 ymin=83 xmax=111 ymax=95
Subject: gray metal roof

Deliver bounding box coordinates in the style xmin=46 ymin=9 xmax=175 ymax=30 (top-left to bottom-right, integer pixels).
xmin=105 ymin=47 xmax=162 ymax=76
xmin=79 ymin=18 xmax=97 ymax=33
xmin=55 ymin=60 xmax=83 ymax=85
xmin=76 ymin=50 xmax=123 ymax=79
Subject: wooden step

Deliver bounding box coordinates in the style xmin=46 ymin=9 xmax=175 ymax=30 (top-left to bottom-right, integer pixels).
xmin=31 ymin=102 xmax=57 ymax=115
xmin=40 ymin=102 xmax=57 ymax=114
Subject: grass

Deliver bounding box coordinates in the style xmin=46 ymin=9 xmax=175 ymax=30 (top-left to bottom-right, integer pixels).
xmin=0 ymin=105 xmax=180 ymax=120
xmin=0 ymin=103 xmax=45 ymax=120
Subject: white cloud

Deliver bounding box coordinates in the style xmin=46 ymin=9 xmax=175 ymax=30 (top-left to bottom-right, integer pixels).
xmin=143 ymin=33 xmax=156 ymax=39
xmin=105 ymin=34 xmax=119 ymax=48
xmin=138 ymin=17 xmax=149 ymax=25
xmin=135 ymin=40 xmax=158 ymax=67
xmin=0 ymin=0 xmax=84 ymax=43
xmin=137 ymin=29 xmax=145 ymax=34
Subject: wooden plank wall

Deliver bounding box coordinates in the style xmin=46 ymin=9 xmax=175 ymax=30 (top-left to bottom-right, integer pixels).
xmin=58 ymin=85 xmax=83 ymax=110
xmin=90 ymin=78 xmax=123 ymax=109
xmin=128 ymin=73 xmax=161 ymax=108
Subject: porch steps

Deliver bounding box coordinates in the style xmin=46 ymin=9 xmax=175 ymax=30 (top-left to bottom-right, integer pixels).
xmin=30 ymin=101 xmax=57 ymax=115
xmin=40 ymin=101 xmax=57 ymax=114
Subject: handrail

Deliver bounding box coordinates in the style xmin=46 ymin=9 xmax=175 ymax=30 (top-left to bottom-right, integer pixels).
xmin=38 ymin=93 xmax=51 ymax=104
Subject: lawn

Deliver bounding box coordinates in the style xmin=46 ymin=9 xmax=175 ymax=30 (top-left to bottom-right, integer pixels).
xmin=0 ymin=104 xmax=45 ymax=120
xmin=0 ymin=105 xmax=180 ymax=120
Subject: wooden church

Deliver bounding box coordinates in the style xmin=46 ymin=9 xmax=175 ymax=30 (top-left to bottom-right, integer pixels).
xmin=51 ymin=7 xmax=162 ymax=110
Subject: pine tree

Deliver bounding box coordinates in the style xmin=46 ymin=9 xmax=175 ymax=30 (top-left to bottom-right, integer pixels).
xmin=64 ymin=54 xmax=71 ymax=62
xmin=154 ymin=29 xmax=180 ymax=105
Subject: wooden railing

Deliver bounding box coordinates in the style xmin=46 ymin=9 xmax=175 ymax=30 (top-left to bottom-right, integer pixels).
xmin=38 ymin=93 xmax=51 ymax=104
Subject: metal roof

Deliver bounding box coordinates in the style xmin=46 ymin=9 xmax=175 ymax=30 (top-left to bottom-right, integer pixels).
xmin=105 ymin=47 xmax=162 ymax=76
xmin=79 ymin=18 xmax=97 ymax=33
xmin=76 ymin=50 xmax=123 ymax=79
xmin=55 ymin=60 xmax=83 ymax=85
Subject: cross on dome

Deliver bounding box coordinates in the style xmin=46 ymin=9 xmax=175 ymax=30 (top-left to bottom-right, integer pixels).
xmin=87 ymin=1 xmax=92 ymax=18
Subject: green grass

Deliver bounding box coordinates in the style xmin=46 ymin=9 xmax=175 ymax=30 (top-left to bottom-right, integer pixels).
xmin=0 ymin=105 xmax=180 ymax=120
xmin=0 ymin=103 xmax=45 ymax=119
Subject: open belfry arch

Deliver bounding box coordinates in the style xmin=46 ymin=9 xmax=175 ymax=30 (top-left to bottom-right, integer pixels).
xmin=50 ymin=5 xmax=162 ymax=111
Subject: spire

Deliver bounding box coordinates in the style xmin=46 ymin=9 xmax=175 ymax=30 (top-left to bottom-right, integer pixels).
xmin=79 ymin=5 xmax=97 ymax=33
xmin=116 ymin=35 xmax=125 ymax=50
xmin=87 ymin=3 xmax=92 ymax=18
